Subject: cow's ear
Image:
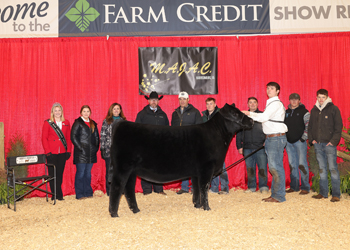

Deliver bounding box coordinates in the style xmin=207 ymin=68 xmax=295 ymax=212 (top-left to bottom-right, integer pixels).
xmin=231 ymin=103 xmax=235 ymax=107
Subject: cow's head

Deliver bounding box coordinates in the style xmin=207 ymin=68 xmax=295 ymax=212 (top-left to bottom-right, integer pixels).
xmin=219 ymin=103 xmax=254 ymax=134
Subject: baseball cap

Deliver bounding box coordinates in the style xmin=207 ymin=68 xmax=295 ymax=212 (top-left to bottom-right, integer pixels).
xmin=289 ymin=93 xmax=300 ymax=100
xmin=178 ymin=91 xmax=189 ymax=99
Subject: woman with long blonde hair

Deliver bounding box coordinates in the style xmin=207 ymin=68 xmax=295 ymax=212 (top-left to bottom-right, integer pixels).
xmin=42 ymin=102 xmax=72 ymax=201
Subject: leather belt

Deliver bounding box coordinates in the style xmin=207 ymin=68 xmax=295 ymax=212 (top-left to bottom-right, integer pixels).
xmin=266 ymin=133 xmax=285 ymax=138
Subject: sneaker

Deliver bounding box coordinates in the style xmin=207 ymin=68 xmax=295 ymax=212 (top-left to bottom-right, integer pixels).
xmin=260 ymin=187 xmax=269 ymax=194
xmin=244 ymin=189 xmax=254 ymax=193
xmin=209 ymin=189 xmax=218 ymax=194
xmin=177 ymin=189 xmax=189 ymax=195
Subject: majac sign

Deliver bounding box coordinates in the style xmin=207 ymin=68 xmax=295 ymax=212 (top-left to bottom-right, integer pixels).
xmin=1 ymin=0 xmax=350 ymax=38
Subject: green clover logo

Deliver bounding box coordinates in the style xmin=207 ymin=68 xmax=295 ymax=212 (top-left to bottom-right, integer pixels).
xmin=65 ymin=0 xmax=100 ymax=32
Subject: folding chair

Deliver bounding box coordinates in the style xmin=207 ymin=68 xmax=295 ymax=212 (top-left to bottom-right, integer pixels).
xmin=6 ymin=154 xmax=56 ymax=211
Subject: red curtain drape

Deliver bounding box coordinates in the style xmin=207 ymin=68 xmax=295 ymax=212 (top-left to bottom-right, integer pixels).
xmin=1 ymin=33 xmax=349 ymax=197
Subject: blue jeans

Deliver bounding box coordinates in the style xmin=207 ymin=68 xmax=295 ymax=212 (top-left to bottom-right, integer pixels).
xmin=75 ymin=163 xmax=94 ymax=199
xmin=244 ymin=148 xmax=268 ymax=191
xmin=314 ymin=143 xmax=341 ymax=198
xmin=265 ymin=135 xmax=287 ymax=202
xmin=210 ymin=163 xmax=229 ymax=193
xmin=181 ymin=179 xmax=191 ymax=192
xmin=286 ymin=140 xmax=310 ymax=192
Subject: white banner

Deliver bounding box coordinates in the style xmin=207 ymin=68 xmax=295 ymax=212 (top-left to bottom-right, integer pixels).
xmin=270 ymin=0 xmax=350 ymax=34
xmin=0 ymin=0 xmax=59 ymax=38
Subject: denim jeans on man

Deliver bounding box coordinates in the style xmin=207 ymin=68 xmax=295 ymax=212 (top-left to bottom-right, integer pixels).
xmin=210 ymin=163 xmax=229 ymax=193
xmin=264 ymin=135 xmax=287 ymax=202
xmin=314 ymin=143 xmax=341 ymax=198
xmin=286 ymin=140 xmax=310 ymax=192
xmin=181 ymin=179 xmax=191 ymax=192
xmin=244 ymin=148 xmax=268 ymax=192
xmin=75 ymin=163 xmax=94 ymax=199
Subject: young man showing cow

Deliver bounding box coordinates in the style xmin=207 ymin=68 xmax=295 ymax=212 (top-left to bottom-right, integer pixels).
xmin=284 ymin=93 xmax=310 ymax=195
xmin=172 ymin=91 xmax=202 ymax=194
xmin=308 ymin=89 xmax=343 ymax=202
xmin=236 ymin=97 xmax=268 ymax=194
xmin=135 ymin=91 xmax=169 ymax=195
xmin=202 ymin=97 xmax=229 ymax=194
xmin=242 ymin=82 xmax=288 ymax=203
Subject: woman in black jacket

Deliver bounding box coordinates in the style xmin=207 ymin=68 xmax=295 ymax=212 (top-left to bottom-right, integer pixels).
xmin=71 ymin=105 xmax=100 ymax=200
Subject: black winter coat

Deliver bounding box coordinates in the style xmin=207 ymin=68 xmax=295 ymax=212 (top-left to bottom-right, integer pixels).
xmin=71 ymin=117 xmax=100 ymax=164
xmin=171 ymin=104 xmax=202 ymax=126
xmin=135 ymin=105 xmax=169 ymax=126
xmin=236 ymin=109 xmax=265 ymax=150
xmin=308 ymin=102 xmax=343 ymax=146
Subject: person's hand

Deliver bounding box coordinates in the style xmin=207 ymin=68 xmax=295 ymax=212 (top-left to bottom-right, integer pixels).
xmin=46 ymin=153 xmax=53 ymax=161
xmin=238 ymin=148 xmax=243 ymax=155
xmin=312 ymin=140 xmax=317 ymax=144
xmin=326 ymin=142 xmax=333 ymax=146
xmin=65 ymin=152 xmax=71 ymax=160
xmin=242 ymin=110 xmax=250 ymax=116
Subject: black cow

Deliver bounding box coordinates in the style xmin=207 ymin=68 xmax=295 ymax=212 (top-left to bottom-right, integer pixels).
xmin=109 ymin=103 xmax=253 ymax=217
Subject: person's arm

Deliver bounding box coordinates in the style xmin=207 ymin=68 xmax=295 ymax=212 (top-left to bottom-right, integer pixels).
xmin=42 ymin=121 xmax=51 ymax=154
xmin=165 ymin=114 xmax=170 ymax=126
xmin=94 ymin=124 xmax=100 ymax=149
xmin=249 ymin=102 xmax=283 ymax=122
xmin=236 ymin=131 xmax=243 ymax=150
xmin=329 ymin=107 xmax=343 ymax=146
xmin=308 ymin=111 xmax=314 ymax=145
xmin=100 ymin=120 xmax=108 ymax=151
xmin=301 ymin=112 xmax=310 ymax=142
xmin=135 ymin=112 xmax=142 ymax=123
xmin=195 ymin=109 xmax=203 ymax=124
xmin=70 ymin=121 xmax=83 ymax=151
xmin=171 ymin=111 xmax=177 ymax=126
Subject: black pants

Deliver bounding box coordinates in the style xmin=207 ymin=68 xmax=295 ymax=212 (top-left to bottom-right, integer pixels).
xmin=104 ymin=157 xmax=111 ymax=196
xmin=141 ymin=179 xmax=163 ymax=194
xmin=47 ymin=153 xmax=67 ymax=199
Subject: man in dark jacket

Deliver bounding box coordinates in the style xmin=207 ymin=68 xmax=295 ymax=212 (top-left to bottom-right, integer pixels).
xmin=236 ymin=97 xmax=268 ymax=193
xmin=284 ymin=93 xmax=310 ymax=195
xmin=135 ymin=91 xmax=169 ymax=195
xmin=309 ymin=89 xmax=343 ymax=202
xmin=172 ymin=91 xmax=202 ymax=194
xmin=202 ymin=97 xmax=229 ymax=194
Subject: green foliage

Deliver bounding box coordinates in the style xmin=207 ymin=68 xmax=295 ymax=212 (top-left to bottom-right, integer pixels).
xmin=311 ymin=172 xmax=350 ymax=195
xmin=0 ymin=182 xmax=29 ymax=205
xmin=307 ymin=145 xmax=319 ymax=176
xmin=340 ymin=116 xmax=350 ymax=161
xmin=6 ymin=132 xmax=28 ymax=178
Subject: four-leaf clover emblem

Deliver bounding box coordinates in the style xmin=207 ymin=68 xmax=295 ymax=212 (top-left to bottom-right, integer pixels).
xmin=65 ymin=0 xmax=100 ymax=32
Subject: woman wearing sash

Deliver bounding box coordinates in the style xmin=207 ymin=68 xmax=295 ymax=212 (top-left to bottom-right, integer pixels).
xmin=42 ymin=102 xmax=72 ymax=201
xmin=71 ymin=105 xmax=100 ymax=200
xmin=100 ymin=103 xmax=126 ymax=196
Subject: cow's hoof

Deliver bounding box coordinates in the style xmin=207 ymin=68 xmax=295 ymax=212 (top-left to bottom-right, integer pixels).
xmin=132 ymin=208 xmax=140 ymax=214
xmin=194 ymin=203 xmax=202 ymax=209
xmin=110 ymin=212 xmax=119 ymax=218
xmin=203 ymin=206 xmax=211 ymax=211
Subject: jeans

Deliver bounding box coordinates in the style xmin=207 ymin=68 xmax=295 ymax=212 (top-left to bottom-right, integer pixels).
xmin=75 ymin=163 xmax=94 ymax=199
xmin=244 ymin=148 xmax=268 ymax=191
xmin=210 ymin=163 xmax=229 ymax=193
xmin=265 ymin=135 xmax=287 ymax=202
xmin=286 ymin=140 xmax=310 ymax=192
xmin=104 ymin=157 xmax=111 ymax=196
xmin=314 ymin=143 xmax=341 ymax=198
xmin=181 ymin=179 xmax=191 ymax=192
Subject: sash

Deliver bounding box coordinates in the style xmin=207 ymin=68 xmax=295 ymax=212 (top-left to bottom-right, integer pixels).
xmin=46 ymin=119 xmax=67 ymax=152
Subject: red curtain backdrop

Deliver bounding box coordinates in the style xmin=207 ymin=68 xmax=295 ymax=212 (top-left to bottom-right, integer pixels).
xmin=1 ymin=32 xmax=349 ymax=197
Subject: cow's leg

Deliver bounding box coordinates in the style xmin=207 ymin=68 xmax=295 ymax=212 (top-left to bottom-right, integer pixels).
xmin=199 ymin=173 xmax=213 ymax=211
xmin=124 ymin=172 xmax=140 ymax=214
xmin=191 ymin=176 xmax=201 ymax=208
xmin=109 ymin=167 xmax=130 ymax=218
